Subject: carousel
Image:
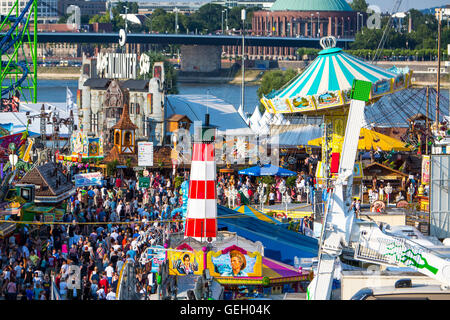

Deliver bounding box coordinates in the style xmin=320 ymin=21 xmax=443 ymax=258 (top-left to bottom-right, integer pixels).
xmin=260 ymin=36 xmax=417 ymax=210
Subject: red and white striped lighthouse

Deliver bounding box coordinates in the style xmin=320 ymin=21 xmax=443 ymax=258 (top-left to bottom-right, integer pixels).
xmin=184 ymin=114 xmax=217 ymax=242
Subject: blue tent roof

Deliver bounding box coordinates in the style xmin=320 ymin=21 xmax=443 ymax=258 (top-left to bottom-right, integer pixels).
xmin=218 ymin=205 xmax=318 ymax=264
xmin=238 ymin=164 xmax=296 ymax=176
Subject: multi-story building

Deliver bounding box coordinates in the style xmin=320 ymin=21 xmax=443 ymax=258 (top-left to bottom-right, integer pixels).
xmin=212 ymin=0 xmax=274 ymax=9
xmin=0 ymin=0 xmax=58 ymax=23
xmin=57 ymin=0 xmax=107 ymax=18
xmin=224 ymin=0 xmax=360 ymax=60
xmin=77 ymin=54 xmax=166 ymax=148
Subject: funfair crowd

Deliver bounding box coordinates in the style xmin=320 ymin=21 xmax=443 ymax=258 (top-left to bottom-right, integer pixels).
xmin=0 ymin=170 xmax=316 ymax=300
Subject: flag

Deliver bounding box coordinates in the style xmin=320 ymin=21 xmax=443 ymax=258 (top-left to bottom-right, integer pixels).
xmin=66 ymin=87 xmax=74 ymax=112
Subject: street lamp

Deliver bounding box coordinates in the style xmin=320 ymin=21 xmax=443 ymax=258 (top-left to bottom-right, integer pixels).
xmin=241 ymin=8 xmax=246 ymax=116
xmin=225 ymin=8 xmax=228 ymax=35
xmin=357 ymin=12 xmax=359 ymax=33
xmin=317 ymin=12 xmax=320 ymax=37
xmin=174 ymin=7 xmax=179 ymax=34
xmin=221 ymin=10 xmax=224 ymax=35
xmin=124 ymin=6 xmax=128 ymax=34
xmin=359 ymin=13 xmax=364 ymax=34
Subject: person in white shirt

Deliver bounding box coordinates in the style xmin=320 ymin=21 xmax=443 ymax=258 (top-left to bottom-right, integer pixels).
xmin=97 ymin=287 xmax=106 ymax=300
xmin=116 ymin=201 xmax=123 ymax=217
xmin=110 ymin=230 xmax=119 ymax=242
xmin=105 ymin=263 xmax=114 ymax=283
xmin=106 ymin=290 xmax=116 ymax=300
xmin=112 ymin=241 xmax=121 ymax=252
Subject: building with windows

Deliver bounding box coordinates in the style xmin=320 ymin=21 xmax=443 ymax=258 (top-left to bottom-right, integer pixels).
xmin=225 ymin=0 xmax=360 ymax=60
xmin=211 ymin=0 xmax=274 ymax=9
xmin=0 ymin=0 xmax=59 ymax=23
xmin=57 ymin=0 xmax=107 ymax=18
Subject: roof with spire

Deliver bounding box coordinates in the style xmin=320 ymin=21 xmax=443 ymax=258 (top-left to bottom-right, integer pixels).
xmin=111 ymin=104 xmax=138 ymax=131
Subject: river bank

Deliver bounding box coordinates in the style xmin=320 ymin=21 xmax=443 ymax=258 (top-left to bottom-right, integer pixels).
xmin=37 ymin=67 xmax=81 ymax=79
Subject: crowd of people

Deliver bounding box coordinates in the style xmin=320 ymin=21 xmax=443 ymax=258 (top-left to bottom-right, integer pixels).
xmin=0 ymin=169 xmax=318 ymax=300
xmin=0 ymin=171 xmax=184 ymax=300
xmin=216 ymin=172 xmax=317 ymax=208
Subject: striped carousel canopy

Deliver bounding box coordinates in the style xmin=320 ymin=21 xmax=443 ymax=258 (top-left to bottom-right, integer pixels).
xmin=262 ymin=36 xmax=412 ymax=114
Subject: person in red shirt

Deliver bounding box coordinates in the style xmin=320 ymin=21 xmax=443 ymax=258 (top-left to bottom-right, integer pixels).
xmin=115 ymin=177 xmax=122 ymax=188
xmin=99 ymin=272 xmax=109 ymax=293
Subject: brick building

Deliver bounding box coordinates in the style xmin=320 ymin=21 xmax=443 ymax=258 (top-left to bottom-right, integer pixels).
xmin=225 ymin=0 xmax=361 ymax=60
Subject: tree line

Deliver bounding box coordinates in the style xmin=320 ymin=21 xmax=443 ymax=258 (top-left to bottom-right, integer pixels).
xmin=88 ymin=1 xmax=258 ymax=34
xmin=297 ymin=48 xmax=448 ymax=61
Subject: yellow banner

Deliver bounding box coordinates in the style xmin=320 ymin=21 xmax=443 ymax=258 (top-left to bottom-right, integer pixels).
xmin=207 ymin=246 xmax=262 ymax=277
xmin=167 ymin=250 xmax=204 ymax=276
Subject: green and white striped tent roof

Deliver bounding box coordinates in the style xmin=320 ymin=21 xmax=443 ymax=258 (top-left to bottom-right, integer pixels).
xmin=265 ymin=37 xmax=408 ymax=103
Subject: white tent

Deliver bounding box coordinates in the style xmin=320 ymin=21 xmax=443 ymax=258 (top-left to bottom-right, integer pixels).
xmin=237 ymin=104 xmax=249 ymax=125
xmin=248 ymin=105 xmax=262 ymax=129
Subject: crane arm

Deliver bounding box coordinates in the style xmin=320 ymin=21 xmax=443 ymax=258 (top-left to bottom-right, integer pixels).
xmin=307 ymin=94 xmax=367 ymax=300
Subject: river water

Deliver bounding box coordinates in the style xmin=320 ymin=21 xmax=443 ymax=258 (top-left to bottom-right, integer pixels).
xmin=23 ymin=78 xmax=450 ymax=120
xmin=32 ymin=79 xmax=261 ymax=115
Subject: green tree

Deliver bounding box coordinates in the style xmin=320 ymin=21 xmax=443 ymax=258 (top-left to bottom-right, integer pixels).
xmin=350 ymin=0 xmax=368 ymax=12
xmin=139 ymin=51 xmax=179 ymax=94
xmin=227 ymin=6 xmax=258 ymax=31
xmin=58 ymin=14 xmax=68 ymax=23
xmin=152 ymin=11 xmax=176 ymax=33
xmin=257 ymin=69 xmax=297 ymax=113
xmin=286 ymin=176 xmax=297 ymax=188
xmin=190 ymin=3 xmax=224 ymax=33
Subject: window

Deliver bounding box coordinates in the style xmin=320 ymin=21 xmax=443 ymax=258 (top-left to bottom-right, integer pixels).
xmin=114 ymin=131 xmax=120 ymax=145
xmin=91 ymin=113 xmax=98 ymax=133
xmin=124 ymin=131 xmax=132 ymax=146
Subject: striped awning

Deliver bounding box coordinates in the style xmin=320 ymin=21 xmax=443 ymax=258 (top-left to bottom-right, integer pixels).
xmin=262 ymin=38 xmax=412 ymax=114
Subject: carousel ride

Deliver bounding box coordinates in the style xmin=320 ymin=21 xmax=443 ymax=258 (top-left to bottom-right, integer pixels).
xmin=260 ymin=35 xmax=449 ymax=211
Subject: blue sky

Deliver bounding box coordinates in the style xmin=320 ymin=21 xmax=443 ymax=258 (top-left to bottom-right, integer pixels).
xmin=360 ymin=0 xmax=448 ymax=12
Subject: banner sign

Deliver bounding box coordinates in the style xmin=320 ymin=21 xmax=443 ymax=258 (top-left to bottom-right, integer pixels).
xmin=71 ymin=131 xmax=89 ymax=157
xmin=139 ymin=177 xmax=150 ymax=188
xmin=421 ymin=155 xmax=430 ymax=184
xmin=138 ymin=141 xmax=153 ymax=167
xmin=74 ymin=172 xmax=103 ymax=187
xmin=168 ymin=250 xmax=203 ymax=276
xmin=88 ymin=137 xmax=103 ymax=157
xmin=97 ymin=52 xmax=137 ymax=79
xmin=145 ymin=246 xmax=166 ymax=273
xmin=206 ymin=245 xmax=262 ymax=277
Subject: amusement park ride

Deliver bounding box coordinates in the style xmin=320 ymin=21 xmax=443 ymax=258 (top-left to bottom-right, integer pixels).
xmin=307 ymin=80 xmax=450 ymax=300
xmin=0 ymin=0 xmax=38 ymax=105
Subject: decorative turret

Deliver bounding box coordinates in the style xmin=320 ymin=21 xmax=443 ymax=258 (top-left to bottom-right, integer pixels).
xmin=111 ymin=103 xmax=138 ymax=154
